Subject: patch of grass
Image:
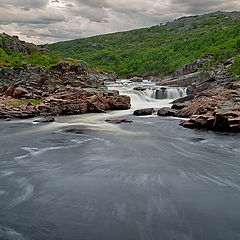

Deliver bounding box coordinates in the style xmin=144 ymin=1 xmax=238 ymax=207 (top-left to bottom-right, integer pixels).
xmin=0 ymin=47 xmax=60 ymax=69
xmin=194 ymin=72 xmax=201 ymax=77
xmin=5 ymin=99 xmax=42 ymax=108
xmin=24 ymin=99 xmax=42 ymax=105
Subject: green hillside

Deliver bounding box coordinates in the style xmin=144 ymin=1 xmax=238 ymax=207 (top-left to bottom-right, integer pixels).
xmin=45 ymin=11 xmax=240 ymax=78
xmin=0 ymin=33 xmax=59 ymax=68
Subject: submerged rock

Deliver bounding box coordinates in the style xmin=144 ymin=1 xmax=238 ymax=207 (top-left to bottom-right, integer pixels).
xmin=133 ymin=87 xmax=147 ymax=91
xmin=33 ymin=117 xmax=55 ymax=123
xmin=105 ymin=119 xmax=133 ymax=124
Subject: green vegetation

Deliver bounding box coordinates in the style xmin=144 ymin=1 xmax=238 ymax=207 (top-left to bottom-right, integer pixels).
xmin=232 ymin=55 xmax=240 ymax=75
xmin=0 ymin=34 xmax=59 ymax=68
xmin=0 ymin=48 xmax=59 ymax=68
xmin=5 ymin=99 xmax=42 ymax=107
xmin=45 ymin=12 xmax=240 ymax=78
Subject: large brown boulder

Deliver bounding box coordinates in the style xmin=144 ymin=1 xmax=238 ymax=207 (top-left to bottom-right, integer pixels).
xmin=179 ymin=85 xmax=240 ymax=132
xmin=133 ymin=108 xmax=154 ymax=116
xmin=180 ymin=111 xmax=240 ymax=132
xmin=109 ymin=95 xmax=131 ymax=110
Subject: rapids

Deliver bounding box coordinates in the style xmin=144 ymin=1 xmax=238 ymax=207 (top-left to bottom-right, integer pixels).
xmin=0 ymin=80 xmax=240 ymax=240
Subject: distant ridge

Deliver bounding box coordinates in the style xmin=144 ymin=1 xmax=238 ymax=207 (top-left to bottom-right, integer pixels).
xmin=45 ymin=11 xmax=240 ymax=77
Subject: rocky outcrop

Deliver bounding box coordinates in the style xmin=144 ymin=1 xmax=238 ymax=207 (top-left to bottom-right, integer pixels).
xmin=0 ymin=63 xmax=130 ymax=119
xmin=0 ymin=33 xmax=40 ymax=54
xmin=178 ymin=83 xmax=240 ymax=132
xmin=155 ymin=56 xmax=239 ymax=96
xmin=174 ymin=58 xmax=211 ymax=76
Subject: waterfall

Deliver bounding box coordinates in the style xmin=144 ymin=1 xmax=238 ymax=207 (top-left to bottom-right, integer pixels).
xmin=106 ymin=80 xmax=187 ymax=110
xmin=151 ymin=87 xmax=187 ymax=99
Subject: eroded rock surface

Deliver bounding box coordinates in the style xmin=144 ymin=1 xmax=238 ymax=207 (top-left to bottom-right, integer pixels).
xmin=179 ymin=84 xmax=240 ymax=132
xmin=0 ymin=63 xmax=130 ymax=119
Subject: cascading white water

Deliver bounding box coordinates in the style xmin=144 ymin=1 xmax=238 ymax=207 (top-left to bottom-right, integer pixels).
xmin=107 ymin=80 xmax=187 ymax=109
xmin=23 ymin=80 xmax=187 ymax=136
xmin=151 ymin=87 xmax=187 ymax=100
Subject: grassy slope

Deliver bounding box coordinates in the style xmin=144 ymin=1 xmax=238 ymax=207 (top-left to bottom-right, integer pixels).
xmin=45 ymin=12 xmax=240 ymax=78
xmin=0 ymin=34 xmax=59 ymax=68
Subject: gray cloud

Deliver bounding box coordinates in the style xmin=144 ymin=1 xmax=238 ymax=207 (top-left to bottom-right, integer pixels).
xmin=0 ymin=0 xmax=48 ymax=9
xmin=0 ymin=0 xmax=239 ymax=44
xmin=21 ymin=6 xmax=30 ymax=11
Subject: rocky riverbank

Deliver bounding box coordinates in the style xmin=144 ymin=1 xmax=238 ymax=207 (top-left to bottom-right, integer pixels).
xmin=132 ymin=56 xmax=240 ymax=132
xmin=0 ymin=62 xmax=130 ymax=120
xmin=176 ymin=83 xmax=240 ymax=132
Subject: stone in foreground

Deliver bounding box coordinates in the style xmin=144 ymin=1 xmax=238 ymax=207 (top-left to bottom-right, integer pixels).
xmin=133 ymin=108 xmax=154 ymax=116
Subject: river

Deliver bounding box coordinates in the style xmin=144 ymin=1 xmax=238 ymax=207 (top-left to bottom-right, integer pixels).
xmin=0 ymin=80 xmax=240 ymax=240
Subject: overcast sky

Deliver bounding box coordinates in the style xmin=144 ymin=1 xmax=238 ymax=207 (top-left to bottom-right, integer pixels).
xmin=0 ymin=0 xmax=239 ymax=44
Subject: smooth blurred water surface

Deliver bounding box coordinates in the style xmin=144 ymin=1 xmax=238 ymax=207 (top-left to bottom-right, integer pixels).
xmin=0 ymin=81 xmax=240 ymax=240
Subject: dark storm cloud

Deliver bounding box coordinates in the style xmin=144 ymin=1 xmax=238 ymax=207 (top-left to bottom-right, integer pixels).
xmin=0 ymin=0 xmax=239 ymax=44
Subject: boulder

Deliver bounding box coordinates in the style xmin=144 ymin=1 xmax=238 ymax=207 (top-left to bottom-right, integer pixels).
xmin=157 ymin=107 xmax=178 ymax=116
xmin=13 ymin=87 xmax=29 ymax=99
xmin=110 ymin=95 xmax=131 ymax=110
xmin=133 ymin=108 xmax=154 ymax=116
